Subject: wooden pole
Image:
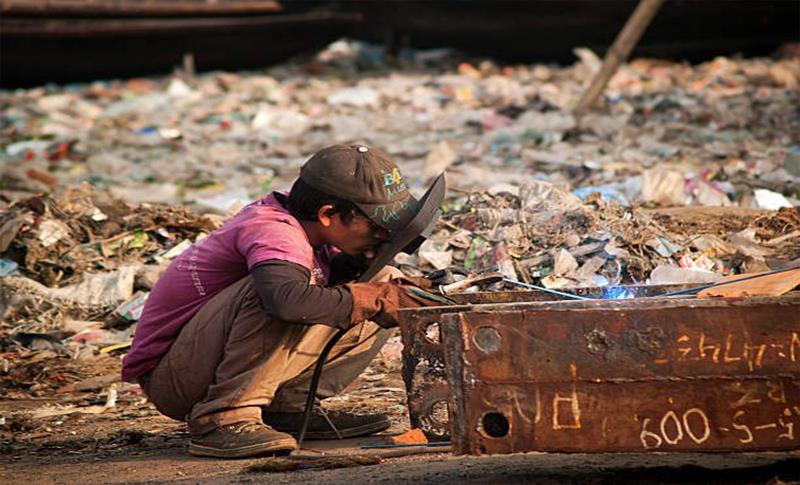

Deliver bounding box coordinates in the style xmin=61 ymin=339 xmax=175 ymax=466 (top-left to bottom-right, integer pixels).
xmin=574 ymin=0 xmax=665 ymax=114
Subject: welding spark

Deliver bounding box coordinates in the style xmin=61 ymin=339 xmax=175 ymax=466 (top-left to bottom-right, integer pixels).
xmin=602 ymin=287 xmax=637 ymax=300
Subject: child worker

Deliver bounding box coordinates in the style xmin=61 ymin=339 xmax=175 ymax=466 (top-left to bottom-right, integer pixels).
xmin=122 ymin=144 xmax=443 ymax=458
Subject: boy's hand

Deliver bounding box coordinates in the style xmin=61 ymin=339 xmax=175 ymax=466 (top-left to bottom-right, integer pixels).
xmin=346 ymin=281 xmax=451 ymax=329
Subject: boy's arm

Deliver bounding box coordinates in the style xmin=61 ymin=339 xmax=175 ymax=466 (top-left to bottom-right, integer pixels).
xmin=250 ymin=259 xmax=353 ymax=329
xmin=251 ymin=259 xmax=441 ymax=330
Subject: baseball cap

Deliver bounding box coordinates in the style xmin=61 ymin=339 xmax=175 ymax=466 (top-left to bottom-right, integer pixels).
xmin=299 ymin=144 xmax=418 ymax=236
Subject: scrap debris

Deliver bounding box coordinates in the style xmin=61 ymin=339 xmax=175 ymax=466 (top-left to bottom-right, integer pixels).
xmin=0 ymin=183 xmax=220 ymax=442
xmin=0 ymin=184 xmax=219 ymax=359
xmin=398 ymin=183 xmax=800 ymax=289
xmin=2 ymin=42 xmax=799 ymax=211
xmin=1 ymin=39 xmax=799 ymax=457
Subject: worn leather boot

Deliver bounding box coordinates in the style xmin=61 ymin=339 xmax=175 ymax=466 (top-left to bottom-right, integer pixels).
xmin=189 ymin=421 xmax=298 ymax=458
xmin=262 ymin=408 xmax=390 ymax=440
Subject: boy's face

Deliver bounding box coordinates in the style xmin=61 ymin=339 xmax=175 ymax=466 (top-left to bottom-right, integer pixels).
xmin=320 ymin=207 xmax=390 ymax=260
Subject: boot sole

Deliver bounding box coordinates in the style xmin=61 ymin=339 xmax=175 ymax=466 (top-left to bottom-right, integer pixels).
xmin=188 ymin=438 xmax=298 ymax=459
xmin=291 ymin=417 xmax=391 ymax=441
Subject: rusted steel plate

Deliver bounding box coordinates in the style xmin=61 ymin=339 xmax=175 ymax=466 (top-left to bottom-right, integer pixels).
xmin=447 ymin=379 xmax=800 ymax=454
xmin=396 ymin=284 xmax=689 ymax=439
xmin=398 ymin=303 xmax=454 ymax=439
xmin=441 ymin=294 xmax=800 ymax=454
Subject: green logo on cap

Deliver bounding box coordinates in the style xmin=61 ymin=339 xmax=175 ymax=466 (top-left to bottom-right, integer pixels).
xmin=383 ymin=168 xmax=408 ymax=199
xmin=370 ymin=198 xmax=413 ymax=226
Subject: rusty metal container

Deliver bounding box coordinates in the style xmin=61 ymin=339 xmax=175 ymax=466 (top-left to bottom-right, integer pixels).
xmin=397 ymin=284 xmax=688 ymax=439
xmin=439 ymin=293 xmax=800 ymax=454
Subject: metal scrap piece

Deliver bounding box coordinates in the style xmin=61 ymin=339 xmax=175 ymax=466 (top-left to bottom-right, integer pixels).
xmin=441 ymin=293 xmax=800 ymax=454
xmin=397 ymin=283 xmax=690 ymax=440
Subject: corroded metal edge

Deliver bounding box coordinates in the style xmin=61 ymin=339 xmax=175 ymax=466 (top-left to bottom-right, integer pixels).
xmin=439 ymin=294 xmax=800 ymax=454
xmin=441 ymin=312 xmax=468 ymax=454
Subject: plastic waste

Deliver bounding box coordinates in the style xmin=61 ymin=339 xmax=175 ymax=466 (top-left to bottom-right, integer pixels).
xmin=0 ymin=258 xmax=19 ymax=277
xmin=327 ymin=87 xmax=380 ymax=108
xmin=642 ymin=169 xmax=689 ymax=206
xmin=194 ymin=187 xmax=251 ymax=215
xmin=753 ymin=189 xmax=793 ymax=210
xmin=649 ymin=264 xmax=721 ymax=285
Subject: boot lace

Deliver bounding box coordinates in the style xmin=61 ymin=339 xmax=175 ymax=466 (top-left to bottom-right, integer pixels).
xmin=228 ymin=421 xmax=268 ymax=434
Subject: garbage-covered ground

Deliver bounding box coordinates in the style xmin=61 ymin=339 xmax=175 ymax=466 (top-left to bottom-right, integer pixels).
xmin=2 ymin=41 xmax=800 ymax=483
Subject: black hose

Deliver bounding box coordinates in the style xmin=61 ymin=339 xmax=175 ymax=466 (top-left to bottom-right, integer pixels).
xmin=297 ymin=259 xmax=391 ymax=447
xmin=297 ymin=327 xmax=346 ymax=446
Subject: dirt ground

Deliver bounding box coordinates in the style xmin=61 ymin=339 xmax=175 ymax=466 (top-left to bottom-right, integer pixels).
xmin=2 ymin=336 xmax=799 ymax=485
xmin=3 ymin=431 xmax=799 ymax=484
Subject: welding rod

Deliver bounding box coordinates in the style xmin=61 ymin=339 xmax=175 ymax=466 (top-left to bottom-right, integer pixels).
xmin=502 ymin=278 xmax=593 ymax=300
xmin=658 ymin=264 xmax=800 ymax=298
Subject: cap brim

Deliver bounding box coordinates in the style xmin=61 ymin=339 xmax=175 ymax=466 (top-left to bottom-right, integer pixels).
xmin=359 ymin=173 xmax=446 ymax=281
xmin=354 ymin=192 xmax=418 ymax=236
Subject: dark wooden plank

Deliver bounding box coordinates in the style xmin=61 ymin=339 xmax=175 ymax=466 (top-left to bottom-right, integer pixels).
xmin=0 ymin=0 xmax=282 ymax=17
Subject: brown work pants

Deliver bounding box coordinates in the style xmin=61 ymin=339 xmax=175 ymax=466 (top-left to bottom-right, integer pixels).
xmin=139 ymin=269 xmax=397 ymax=435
